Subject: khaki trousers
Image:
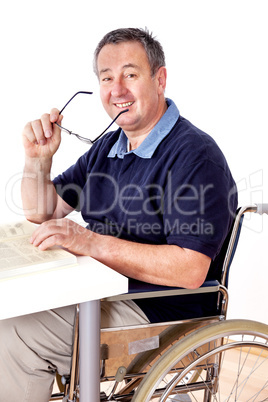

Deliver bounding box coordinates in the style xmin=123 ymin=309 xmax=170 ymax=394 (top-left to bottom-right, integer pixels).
xmin=0 ymin=300 xmax=149 ymax=402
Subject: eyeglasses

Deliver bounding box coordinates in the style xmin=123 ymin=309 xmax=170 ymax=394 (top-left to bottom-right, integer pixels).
xmin=55 ymin=91 xmax=129 ymax=145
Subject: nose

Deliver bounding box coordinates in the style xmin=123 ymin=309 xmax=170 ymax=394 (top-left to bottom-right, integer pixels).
xmin=111 ymin=78 xmax=128 ymax=98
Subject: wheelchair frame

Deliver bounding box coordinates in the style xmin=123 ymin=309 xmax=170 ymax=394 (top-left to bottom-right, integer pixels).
xmin=50 ymin=204 xmax=268 ymax=401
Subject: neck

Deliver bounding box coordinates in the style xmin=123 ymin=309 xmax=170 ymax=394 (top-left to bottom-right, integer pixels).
xmin=127 ymin=99 xmax=168 ymax=150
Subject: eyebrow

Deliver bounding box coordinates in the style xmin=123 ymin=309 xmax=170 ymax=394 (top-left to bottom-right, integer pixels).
xmin=122 ymin=63 xmax=140 ymax=70
xmin=99 ymin=63 xmax=141 ymax=76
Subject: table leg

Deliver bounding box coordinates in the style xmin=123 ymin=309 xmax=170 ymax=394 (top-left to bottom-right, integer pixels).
xmin=79 ymin=300 xmax=100 ymax=401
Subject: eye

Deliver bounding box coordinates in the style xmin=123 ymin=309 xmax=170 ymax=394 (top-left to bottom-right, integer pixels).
xmin=126 ymin=73 xmax=137 ymax=79
xmin=102 ymin=77 xmax=112 ymax=82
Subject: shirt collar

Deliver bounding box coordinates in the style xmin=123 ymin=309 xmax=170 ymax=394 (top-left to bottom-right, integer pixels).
xmin=108 ymin=98 xmax=180 ymax=159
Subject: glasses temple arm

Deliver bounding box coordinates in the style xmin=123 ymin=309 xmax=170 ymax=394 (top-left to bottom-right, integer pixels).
xmin=59 ymin=91 xmax=93 ymax=114
xmin=92 ymin=109 xmax=129 ymax=143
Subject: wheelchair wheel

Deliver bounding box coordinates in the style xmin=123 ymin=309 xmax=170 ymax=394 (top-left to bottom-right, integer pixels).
xmin=132 ymin=319 xmax=268 ymax=401
xmin=116 ymin=321 xmax=207 ymax=397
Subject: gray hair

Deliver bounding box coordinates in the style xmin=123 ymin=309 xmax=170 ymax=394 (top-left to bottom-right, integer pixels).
xmin=93 ymin=27 xmax=166 ymax=77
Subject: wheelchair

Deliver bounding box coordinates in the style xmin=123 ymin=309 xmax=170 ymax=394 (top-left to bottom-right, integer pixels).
xmin=51 ymin=204 xmax=268 ymax=401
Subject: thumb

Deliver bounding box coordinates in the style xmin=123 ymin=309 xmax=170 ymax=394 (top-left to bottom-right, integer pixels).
xmin=57 ymin=114 xmax=64 ymax=124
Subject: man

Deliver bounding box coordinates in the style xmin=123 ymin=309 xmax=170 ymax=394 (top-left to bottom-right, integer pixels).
xmin=0 ymin=28 xmax=237 ymax=401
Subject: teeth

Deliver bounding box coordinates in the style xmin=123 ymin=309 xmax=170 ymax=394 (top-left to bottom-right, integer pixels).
xmin=116 ymin=102 xmax=134 ymax=108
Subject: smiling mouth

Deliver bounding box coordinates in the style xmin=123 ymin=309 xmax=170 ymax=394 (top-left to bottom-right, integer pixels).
xmin=115 ymin=101 xmax=134 ymax=108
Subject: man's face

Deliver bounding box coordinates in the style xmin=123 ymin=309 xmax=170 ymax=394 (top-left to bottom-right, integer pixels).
xmin=97 ymin=41 xmax=167 ymax=138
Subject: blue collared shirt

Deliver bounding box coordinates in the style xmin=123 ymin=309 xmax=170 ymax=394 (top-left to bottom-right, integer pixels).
xmin=107 ymin=98 xmax=180 ymax=159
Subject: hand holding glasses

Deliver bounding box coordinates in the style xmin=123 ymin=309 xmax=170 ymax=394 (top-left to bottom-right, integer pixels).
xmin=55 ymin=91 xmax=129 ymax=145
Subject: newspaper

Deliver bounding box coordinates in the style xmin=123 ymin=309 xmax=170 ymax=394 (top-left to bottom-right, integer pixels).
xmin=0 ymin=221 xmax=77 ymax=279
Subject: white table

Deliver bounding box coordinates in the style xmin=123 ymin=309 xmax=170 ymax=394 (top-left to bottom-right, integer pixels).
xmin=0 ymin=256 xmax=128 ymax=401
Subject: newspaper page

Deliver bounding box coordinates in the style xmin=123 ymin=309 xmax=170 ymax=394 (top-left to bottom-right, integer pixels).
xmin=0 ymin=221 xmax=77 ymax=279
xmin=0 ymin=220 xmax=35 ymax=240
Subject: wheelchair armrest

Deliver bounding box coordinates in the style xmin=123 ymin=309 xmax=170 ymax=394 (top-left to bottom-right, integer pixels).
xmin=102 ymin=279 xmax=221 ymax=302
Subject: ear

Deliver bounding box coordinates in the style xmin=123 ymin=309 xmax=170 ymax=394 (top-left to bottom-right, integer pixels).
xmin=156 ymin=66 xmax=167 ymax=95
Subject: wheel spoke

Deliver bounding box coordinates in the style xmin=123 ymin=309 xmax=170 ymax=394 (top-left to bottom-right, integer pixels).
xmin=132 ymin=320 xmax=268 ymax=402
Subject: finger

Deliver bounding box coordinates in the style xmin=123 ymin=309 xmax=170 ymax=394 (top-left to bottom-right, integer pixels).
xmin=29 ymin=225 xmax=43 ymax=246
xmin=31 ymin=119 xmax=47 ymax=145
xmin=40 ymin=113 xmax=54 ymax=139
xmin=30 ymin=219 xmax=66 ymax=246
xmin=50 ymin=108 xmax=61 ymax=123
xmin=23 ymin=121 xmax=39 ymax=145
xmin=49 ymin=109 xmax=63 ymax=140
xmin=37 ymin=233 xmax=65 ymax=251
xmin=30 ymin=220 xmax=55 ymax=245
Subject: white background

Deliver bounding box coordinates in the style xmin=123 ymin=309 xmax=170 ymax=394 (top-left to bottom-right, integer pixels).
xmin=0 ymin=0 xmax=267 ymax=323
